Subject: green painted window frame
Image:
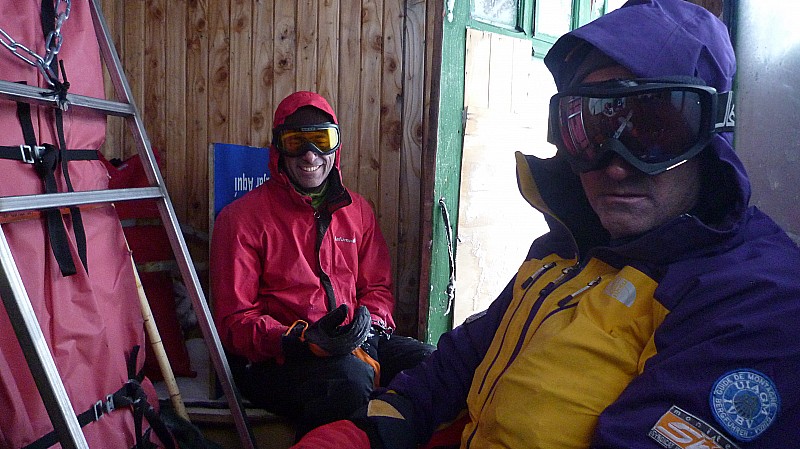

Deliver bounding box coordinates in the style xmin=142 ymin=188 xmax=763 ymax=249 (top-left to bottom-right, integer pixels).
xmin=468 ymin=0 xmax=615 ymax=58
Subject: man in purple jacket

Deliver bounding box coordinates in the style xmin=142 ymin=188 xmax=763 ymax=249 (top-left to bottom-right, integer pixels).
xmin=291 ymin=0 xmax=800 ymax=447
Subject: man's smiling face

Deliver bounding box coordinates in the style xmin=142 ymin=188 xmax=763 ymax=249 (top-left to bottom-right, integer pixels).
xmin=281 ymin=106 xmax=337 ymax=190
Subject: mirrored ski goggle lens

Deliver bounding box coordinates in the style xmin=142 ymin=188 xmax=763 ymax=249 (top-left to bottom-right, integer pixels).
xmin=557 ymin=90 xmax=703 ymax=165
xmin=278 ymin=126 xmax=340 ymax=156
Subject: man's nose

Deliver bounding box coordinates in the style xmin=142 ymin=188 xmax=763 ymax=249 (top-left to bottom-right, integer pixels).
xmin=602 ymin=154 xmax=638 ymax=180
xmin=301 ymin=150 xmax=319 ymax=162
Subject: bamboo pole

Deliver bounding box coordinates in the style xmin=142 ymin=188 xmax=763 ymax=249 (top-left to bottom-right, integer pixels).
xmin=131 ymin=255 xmax=190 ymax=421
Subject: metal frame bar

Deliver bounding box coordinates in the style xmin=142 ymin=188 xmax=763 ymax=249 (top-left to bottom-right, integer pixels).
xmin=0 ymin=187 xmax=162 ymax=213
xmin=0 ymin=79 xmax=135 ymax=117
xmin=0 ymin=227 xmax=87 ymax=449
xmin=87 ymin=1 xmax=257 ymax=447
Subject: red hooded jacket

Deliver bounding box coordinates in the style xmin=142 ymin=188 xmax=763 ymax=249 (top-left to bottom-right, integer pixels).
xmin=210 ymin=91 xmax=396 ymax=363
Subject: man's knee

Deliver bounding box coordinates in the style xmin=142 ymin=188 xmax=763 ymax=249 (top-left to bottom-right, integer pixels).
xmin=296 ymin=356 xmax=374 ymax=435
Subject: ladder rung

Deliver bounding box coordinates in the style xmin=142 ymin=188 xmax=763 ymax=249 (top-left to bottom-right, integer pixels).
xmin=0 ymin=187 xmax=163 ymax=214
xmin=0 ymin=79 xmax=136 ymax=117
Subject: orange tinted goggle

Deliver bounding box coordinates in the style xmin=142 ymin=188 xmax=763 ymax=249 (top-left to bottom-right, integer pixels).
xmin=273 ymin=123 xmax=341 ymax=157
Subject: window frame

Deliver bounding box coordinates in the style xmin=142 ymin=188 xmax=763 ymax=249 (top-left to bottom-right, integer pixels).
xmin=467 ymin=0 xmax=616 ymax=58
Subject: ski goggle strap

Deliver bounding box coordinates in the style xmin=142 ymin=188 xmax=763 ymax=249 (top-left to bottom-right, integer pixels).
xmin=273 ymin=122 xmax=341 ymax=157
xmin=548 ymin=79 xmax=735 ymax=175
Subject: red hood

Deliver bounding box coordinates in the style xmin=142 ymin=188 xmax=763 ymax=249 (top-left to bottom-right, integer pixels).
xmin=271 ymin=91 xmax=342 ymax=173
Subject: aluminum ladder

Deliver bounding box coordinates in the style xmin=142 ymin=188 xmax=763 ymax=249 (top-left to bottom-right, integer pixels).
xmin=0 ymin=1 xmax=258 ymax=448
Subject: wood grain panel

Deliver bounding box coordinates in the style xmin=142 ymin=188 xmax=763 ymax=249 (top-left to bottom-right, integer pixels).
xmin=316 ymin=0 xmax=340 ymax=109
xmin=272 ymin=0 xmax=296 ymax=106
xmin=337 ymin=0 xmax=362 ymax=187
xmin=358 ymin=0 xmax=382 ymax=204
xmin=99 ymin=0 xmax=124 ymax=161
xmin=229 ymin=0 xmax=253 ymax=144
xmin=464 ymin=29 xmax=490 ymax=110
xmin=250 ymin=0 xmax=275 ymax=148
xmin=144 ymin=0 xmax=166 ymax=161
xmin=187 ymin=0 xmax=210 ymax=232
xmin=398 ymin=0 xmax=426 ymax=335
xmin=380 ymin=0 xmax=403 ymax=298
xmin=510 ymin=37 xmax=534 ymax=114
xmin=166 ymin=0 xmax=189 ymax=220
xmin=121 ymin=0 xmax=145 ymax=159
xmin=296 ymin=0 xmax=318 ymax=91
xmin=208 ymin=0 xmax=230 ymax=146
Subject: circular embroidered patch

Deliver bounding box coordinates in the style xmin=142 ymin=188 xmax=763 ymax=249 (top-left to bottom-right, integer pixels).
xmin=709 ymin=369 xmax=780 ymax=442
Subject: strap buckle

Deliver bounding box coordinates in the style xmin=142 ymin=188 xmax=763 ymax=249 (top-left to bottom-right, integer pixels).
xmin=93 ymin=400 xmax=104 ymax=421
xmin=92 ymin=395 xmax=116 ymax=421
xmin=20 ymin=144 xmax=45 ymax=164
xmin=106 ymin=394 xmax=116 ymax=413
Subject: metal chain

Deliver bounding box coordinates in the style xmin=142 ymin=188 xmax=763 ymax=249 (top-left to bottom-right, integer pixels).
xmin=0 ymin=0 xmax=72 ymax=86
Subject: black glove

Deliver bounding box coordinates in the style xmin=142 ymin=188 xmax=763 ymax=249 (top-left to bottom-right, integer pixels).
xmin=283 ymin=304 xmax=372 ymax=358
xmin=281 ymin=324 xmax=313 ymax=359
xmin=360 ymin=322 xmax=393 ymax=360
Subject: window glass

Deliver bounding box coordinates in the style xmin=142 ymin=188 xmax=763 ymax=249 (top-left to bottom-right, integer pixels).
xmin=536 ymin=0 xmax=573 ymax=37
xmin=472 ymin=0 xmax=520 ymax=28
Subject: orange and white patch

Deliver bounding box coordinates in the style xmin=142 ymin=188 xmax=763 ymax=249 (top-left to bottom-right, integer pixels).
xmin=649 ymin=406 xmax=740 ymax=449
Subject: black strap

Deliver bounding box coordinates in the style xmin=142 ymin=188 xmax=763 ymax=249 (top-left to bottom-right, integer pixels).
xmin=23 ymin=346 xmax=176 ymax=449
xmin=0 ymin=145 xmax=98 ymax=163
xmin=55 ymin=100 xmax=89 ymax=273
xmin=14 ymin=100 xmax=79 ymax=276
xmin=5 ymin=70 xmax=96 ymax=276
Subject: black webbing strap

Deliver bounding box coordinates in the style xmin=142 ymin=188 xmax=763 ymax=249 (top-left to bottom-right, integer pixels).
xmin=55 ymin=102 xmax=90 ymax=273
xmin=22 ymin=346 xmax=176 ymax=449
xmin=0 ymin=120 xmax=97 ymax=277
xmin=0 ymin=145 xmax=97 ymax=164
xmin=12 ymin=100 xmax=80 ymax=276
xmin=0 ymin=3 xmax=94 ymax=276
xmin=40 ymin=0 xmax=90 ymax=273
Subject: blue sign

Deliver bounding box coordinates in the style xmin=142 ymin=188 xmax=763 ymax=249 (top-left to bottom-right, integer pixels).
xmin=212 ymin=143 xmax=270 ymax=217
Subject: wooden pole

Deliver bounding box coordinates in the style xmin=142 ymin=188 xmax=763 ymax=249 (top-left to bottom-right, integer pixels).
xmin=131 ymin=255 xmax=190 ymax=421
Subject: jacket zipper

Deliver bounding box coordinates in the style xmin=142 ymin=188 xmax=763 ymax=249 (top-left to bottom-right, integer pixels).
xmin=466 ymin=265 xmax=602 ymax=448
xmin=558 ymin=276 xmax=602 ymax=307
xmin=521 ymin=261 xmax=557 ymax=289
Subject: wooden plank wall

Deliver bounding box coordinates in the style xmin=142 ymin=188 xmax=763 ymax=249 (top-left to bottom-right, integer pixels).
xmin=97 ymin=0 xmax=429 ymax=337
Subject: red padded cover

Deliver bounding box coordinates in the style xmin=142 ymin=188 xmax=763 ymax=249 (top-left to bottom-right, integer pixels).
xmin=0 ymin=1 xmax=168 ymax=447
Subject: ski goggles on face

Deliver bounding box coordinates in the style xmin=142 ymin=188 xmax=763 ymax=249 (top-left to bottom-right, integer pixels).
xmin=548 ymin=78 xmax=735 ymax=175
xmin=273 ymin=122 xmax=341 ymax=157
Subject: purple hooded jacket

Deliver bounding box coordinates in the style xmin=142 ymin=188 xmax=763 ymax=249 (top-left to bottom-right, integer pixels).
xmin=378 ymin=1 xmax=800 ymax=447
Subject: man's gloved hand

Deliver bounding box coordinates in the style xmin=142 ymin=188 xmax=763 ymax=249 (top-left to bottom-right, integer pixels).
xmin=282 ymin=304 xmax=372 ymax=357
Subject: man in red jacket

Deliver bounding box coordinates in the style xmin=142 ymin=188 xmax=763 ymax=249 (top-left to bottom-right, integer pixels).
xmin=210 ymin=91 xmax=433 ymax=438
